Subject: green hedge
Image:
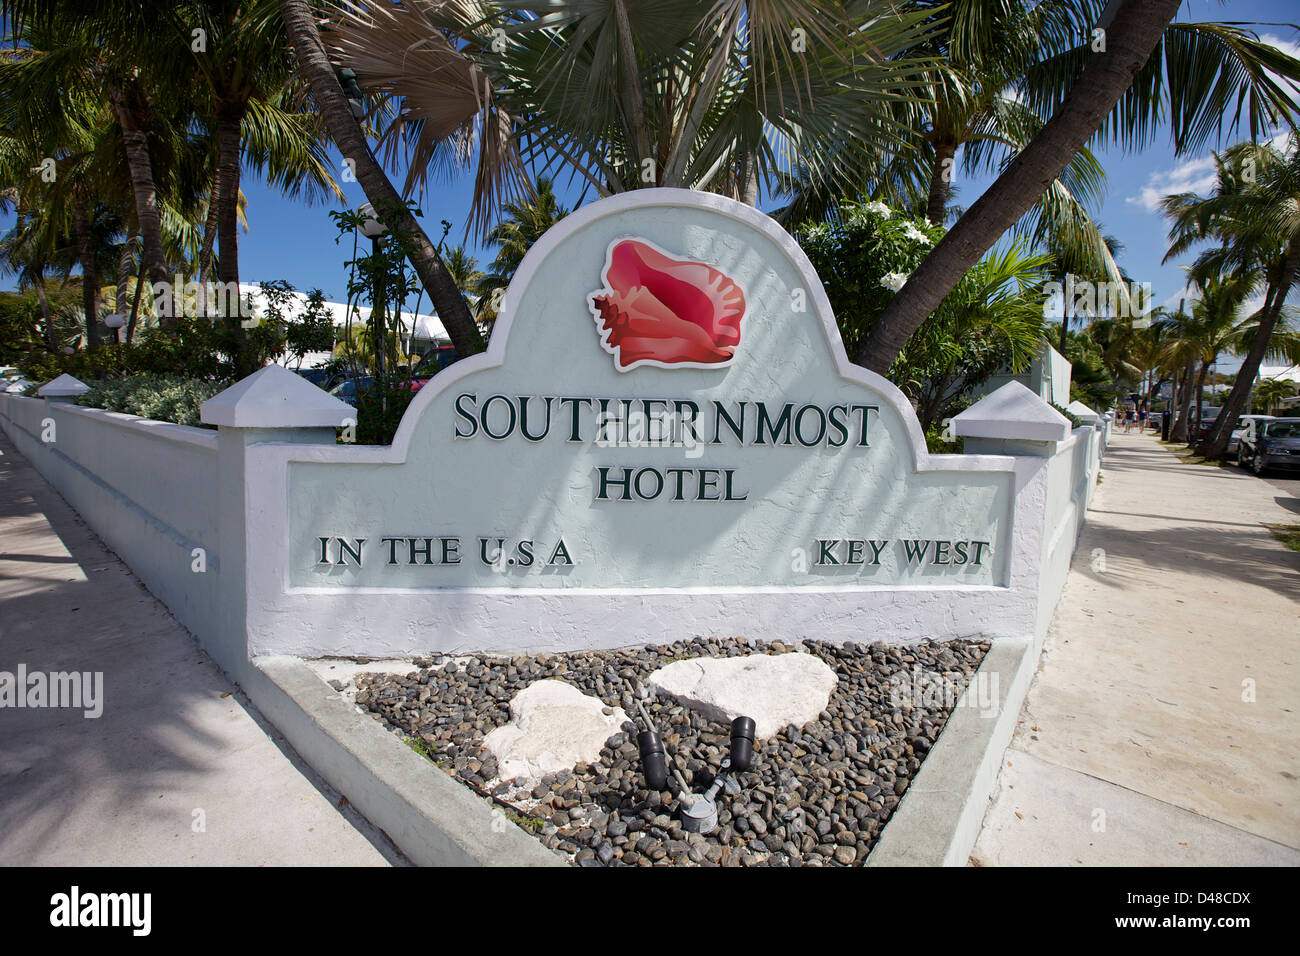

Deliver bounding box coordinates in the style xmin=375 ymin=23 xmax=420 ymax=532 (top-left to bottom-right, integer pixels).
xmin=76 ymin=375 xmax=233 ymax=428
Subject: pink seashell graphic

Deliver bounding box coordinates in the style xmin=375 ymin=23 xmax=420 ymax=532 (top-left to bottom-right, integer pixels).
xmin=588 ymin=238 xmax=747 ymax=370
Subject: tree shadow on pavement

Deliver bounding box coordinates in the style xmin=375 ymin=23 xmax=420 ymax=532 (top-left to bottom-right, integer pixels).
xmin=0 ymin=433 xmax=405 ymax=865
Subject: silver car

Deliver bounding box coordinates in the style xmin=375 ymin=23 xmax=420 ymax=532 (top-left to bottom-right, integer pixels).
xmin=1227 ymin=414 xmax=1274 ymax=456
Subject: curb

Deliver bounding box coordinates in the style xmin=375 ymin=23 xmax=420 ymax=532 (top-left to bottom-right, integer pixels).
xmin=866 ymin=635 xmax=1037 ymax=866
xmin=253 ymin=655 xmax=566 ymax=867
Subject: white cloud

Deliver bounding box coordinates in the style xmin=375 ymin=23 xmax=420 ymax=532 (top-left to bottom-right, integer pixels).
xmin=1127 ymin=127 xmax=1293 ymax=215
xmin=1162 ymin=283 xmax=1194 ymax=309
xmin=1125 ymin=34 xmax=1297 ymax=215
xmin=1126 ymin=154 xmax=1219 ymax=213
xmin=1260 ymin=33 xmax=1300 ymax=62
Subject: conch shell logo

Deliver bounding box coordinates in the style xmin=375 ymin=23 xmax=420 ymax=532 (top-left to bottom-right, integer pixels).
xmin=588 ymin=238 xmax=747 ymax=371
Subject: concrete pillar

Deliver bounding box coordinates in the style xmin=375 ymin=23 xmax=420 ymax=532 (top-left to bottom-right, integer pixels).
xmin=37 ymin=373 xmax=90 ymax=407
xmin=200 ymin=365 xmax=354 ymax=680
xmin=952 ymin=381 xmax=1072 ymax=457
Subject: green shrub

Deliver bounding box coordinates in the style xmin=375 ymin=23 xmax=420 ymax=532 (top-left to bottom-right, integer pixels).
xmin=77 ymin=375 xmax=233 ymax=428
xmin=925 ymin=422 xmax=964 ymax=454
xmin=1051 ymin=402 xmax=1083 ymax=429
xmin=352 ymin=383 xmax=416 ymax=445
xmin=795 ymin=202 xmax=1050 ymax=432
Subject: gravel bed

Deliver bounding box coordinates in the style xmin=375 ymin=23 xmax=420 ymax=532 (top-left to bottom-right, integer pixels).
xmin=347 ymin=637 xmax=989 ymax=866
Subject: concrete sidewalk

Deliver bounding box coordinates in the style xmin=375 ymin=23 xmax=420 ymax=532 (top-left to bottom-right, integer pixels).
xmin=972 ymin=430 xmax=1300 ymax=865
xmin=0 ymin=429 xmax=398 ymax=865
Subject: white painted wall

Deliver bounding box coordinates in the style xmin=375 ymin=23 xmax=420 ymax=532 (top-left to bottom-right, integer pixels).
xmin=0 ymin=191 xmax=1105 ymax=666
xmin=0 ymin=384 xmax=1095 ymax=662
xmin=1035 ymin=426 xmax=1101 ymax=640
xmin=0 ymin=394 xmax=222 ymax=644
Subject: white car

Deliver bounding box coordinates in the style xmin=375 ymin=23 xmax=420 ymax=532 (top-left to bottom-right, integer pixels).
xmin=1227 ymin=414 xmax=1274 ymax=456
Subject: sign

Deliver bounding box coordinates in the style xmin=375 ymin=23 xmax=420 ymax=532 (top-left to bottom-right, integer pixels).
xmin=256 ymin=190 xmax=1027 ymax=654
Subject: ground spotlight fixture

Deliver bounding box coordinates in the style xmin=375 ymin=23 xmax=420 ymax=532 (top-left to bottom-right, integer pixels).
xmin=730 ymin=716 xmax=756 ymax=772
xmin=637 ymin=730 xmax=668 ymax=792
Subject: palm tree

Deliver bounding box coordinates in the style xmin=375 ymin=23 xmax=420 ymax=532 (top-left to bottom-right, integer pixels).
xmin=177 ymin=1 xmax=344 ymax=356
xmin=905 ymin=240 xmax=1053 ymax=430
xmin=276 ymin=0 xmax=487 ymax=359
xmin=1163 ymin=134 xmax=1300 ymax=458
xmin=1085 ymin=315 xmax=1144 ymax=405
xmin=441 ymin=246 xmax=485 ymax=320
xmin=1179 ymin=274 xmax=1256 ymax=438
xmin=0 ymin=211 xmax=69 ymax=351
xmin=854 ymin=0 xmax=1300 ymax=373
xmin=1045 ymin=229 xmax=1131 ymax=354
xmin=1255 ymin=377 xmax=1297 ymax=415
xmin=1 ymin=12 xmax=215 ymax=340
xmin=779 ymin=0 xmax=1127 ymax=307
xmin=2 ymin=3 xmax=186 ymax=291
xmin=322 ymin=0 xmax=936 ymax=221
xmin=474 ymin=179 xmax=570 ymax=330
xmin=1153 ymin=304 xmax=1199 ymax=441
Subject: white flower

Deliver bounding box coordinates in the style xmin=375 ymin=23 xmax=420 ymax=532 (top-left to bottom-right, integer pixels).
xmin=902 ymin=223 xmax=932 ymax=245
xmin=862 ymin=200 xmax=891 ymax=219
xmin=879 ymin=272 xmax=908 ymax=292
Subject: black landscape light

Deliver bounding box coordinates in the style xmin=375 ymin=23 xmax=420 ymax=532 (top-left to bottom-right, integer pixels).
xmin=637 ymin=729 xmax=668 ymax=791
xmin=630 ymin=680 xmax=759 ymax=835
xmin=730 ymin=716 xmax=756 ymax=772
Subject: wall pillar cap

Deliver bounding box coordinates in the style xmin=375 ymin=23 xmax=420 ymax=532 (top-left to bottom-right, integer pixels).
xmin=38 ymin=373 xmax=90 ymax=398
xmin=953 ymin=381 xmax=1071 ymax=442
xmin=201 ymin=364 xmax=354 ymax=428
xmin=1067 ymin=400 xmax=1102 ymax=423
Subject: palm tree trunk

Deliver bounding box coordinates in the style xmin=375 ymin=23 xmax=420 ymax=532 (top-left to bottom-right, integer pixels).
xmin=33 ymin=278 xmax=56 ymax=351
xmin=115 ymin=243 xmax=134 ymax=341
xmin=277 ymin=0 xmax=485 ymax=357
xmin=108 ymin=79 xmax=172 ymax=312
xmin=1171 ymin=357 xmax=1195 ymax=442
xmin=73 ymin=200 xmax=102 ymax=351
xmin=198 ymin=165 xmax=223 ymax=319
xmin=216 ymin=103 xmax=255 ymax=376
xmin=926 ymin=143 xmax=955 ymax=225
xmin=1193 ymin=360 xmax=1208 ymax=442
xmin=854 ymin=0 xmax=1183 ymax=374
xmin=1196 ymin=246 xmax=1299 ymax=458
xmin=127 ymin=257 xmax=147 ymax=344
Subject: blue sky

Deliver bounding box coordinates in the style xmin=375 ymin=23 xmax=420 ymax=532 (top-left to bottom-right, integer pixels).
xmin=4 ymin=0 xmax=1298 ymax=371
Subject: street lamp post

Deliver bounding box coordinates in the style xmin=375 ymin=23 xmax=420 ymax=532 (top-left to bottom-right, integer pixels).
xmin=104 ymin=312 xmax=126 ymax=345
xmin=358 ymin=203 xmax=388 ymax=398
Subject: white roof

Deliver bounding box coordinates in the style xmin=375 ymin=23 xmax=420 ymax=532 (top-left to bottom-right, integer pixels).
xmin=236 ymin=283 xmax=451 ymax=344
xmin=1259 ymin=364 xmax=1300 ymax=384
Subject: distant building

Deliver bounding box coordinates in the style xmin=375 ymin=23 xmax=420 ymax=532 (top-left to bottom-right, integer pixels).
xmin=1257 ymin=363 xmax=1300 ymax=386
xmin=235 ymin=283 xmax=452 ymax=369
xmin=969 ymin=343 xmax=1073 ymax=409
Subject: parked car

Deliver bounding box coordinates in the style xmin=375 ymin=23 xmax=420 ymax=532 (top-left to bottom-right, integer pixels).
xmin=328 ymin=375 xmax=375 ymax=407
xmin=1194 ymin=405 xmax=1223 ymax=439
xmin=407 ymin=346 xmax=462 ymax=391
xmin=294 ymin=367 xmax=339 ymax=391
xmin=1226 ymin=414 xmax=1274 ymax=456
xmin=1237 ymin=417 xmax=1300 ymax=475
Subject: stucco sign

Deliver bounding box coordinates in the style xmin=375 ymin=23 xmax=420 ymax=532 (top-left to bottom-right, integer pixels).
xmin=249 ymin=189 xmax=1033 ymax=655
